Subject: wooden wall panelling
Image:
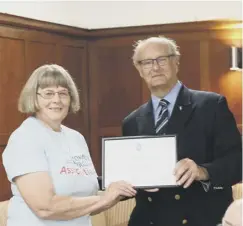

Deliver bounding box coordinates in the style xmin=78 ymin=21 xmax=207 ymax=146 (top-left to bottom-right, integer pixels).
xmin=175 ymin=39 xmax=201 ymax=90
xmin=0 ymin=16 xmax=241 ymax=199
xmin=210 ymin=28 xmax=242 ymax=131
xmin=0 ymin=37 xmax=26 ymax=145
xmin=56 ymin=43 xmax=90 ymax=141
xmin=0 ymin=146 xmax=10 ymax=201
xmin=25 ymin=41 xmax=57 ymax=75
xmin=0 ymin=24 xmax=88 ymax=201
xmin=0 ymin=13 xmax=89 ymax=38
xmin=208 ymin=39 xmax=242 ymax=130
xmin=200 ymin=41 xmax=211 ymax=91
xmin=0 ymin=25 xmax=82 ymax=45
xmin=88 ymin=38 xmax=142 ymax=174
xmin=0 ymin=37 xmax=26 ymax=201
xmin=89 ymin=20 xmax=242 ymax=38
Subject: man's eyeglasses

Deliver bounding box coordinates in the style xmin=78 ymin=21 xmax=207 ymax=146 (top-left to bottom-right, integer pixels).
xmin=138 ymin=54 xmax=175 ymax=69
xmin=37 ymin=91 xmax=70 ymax=100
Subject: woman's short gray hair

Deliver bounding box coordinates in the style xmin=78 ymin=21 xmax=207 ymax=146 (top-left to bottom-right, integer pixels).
xmin=132 ymin=36 xmax=180 ymax=64
xmin=18 ymin=64 xmax=80 ymax=113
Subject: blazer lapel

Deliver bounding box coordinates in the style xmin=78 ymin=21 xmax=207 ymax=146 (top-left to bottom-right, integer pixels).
xmin=166 ymin=85 xmax=196 ymax=135
xmin=136 ymin=100 xmax=156 ymax=136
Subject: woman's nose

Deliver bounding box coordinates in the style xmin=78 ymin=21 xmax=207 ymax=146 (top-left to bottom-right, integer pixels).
xmin=52 ymin=93 xmax=61 ymax=102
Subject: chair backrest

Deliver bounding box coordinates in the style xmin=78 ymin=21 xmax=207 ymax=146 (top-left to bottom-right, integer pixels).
xmin=232 ymin=183 xmax=242 ymax=200
xmin=104 ymin=198 xmax=136 ymax=226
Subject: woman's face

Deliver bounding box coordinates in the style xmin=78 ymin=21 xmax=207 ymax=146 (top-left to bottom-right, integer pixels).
xmin=36 ymin=86 xmax=71 ymax=125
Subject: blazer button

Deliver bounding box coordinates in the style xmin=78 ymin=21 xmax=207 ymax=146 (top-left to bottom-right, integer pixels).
xmin=182 ymin=219 xmax=188 ymax=224
xmin=150 ymin=221 xmax=154 ymax=225
xmin=175 ymin=194 xmax=180 ymax=200
xmin=148 ymin=197 xmax=152 ymax=202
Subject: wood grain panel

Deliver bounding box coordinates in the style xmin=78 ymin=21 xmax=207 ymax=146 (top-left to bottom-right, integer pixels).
xmin=176 ymin=39 xmax=201 ymax=90
xmin=25 ymin=41 xmax=57 ymax=75
xmin=56 ymin=45 xmax=89 ymax=141
xmin=0 ymin=13 xmax=89 ymax=37
xmin=99 ymin=127 xmax=122 ymax=137
xmin=89 ymin=41 xmax=142 ymax=174
xmin=97 ymin=46 xmax=141 ymax=127
xmin=90 ymin=20 xmax=241 ymax=38
xmin=0 ymin=38 xmax=26 ymax=145
xmin=96 ymin=127 xmax=122 ymax=172
xmin=208 ymin=40 xmax=242 ymax=127
xmin=209 ymin=40 xmax=230 ymax=94
xmin=200 ymin=41 xmax=210 ymax=91
xmin=0 ymin=146 xmax=11 ymax=201
xmin=0 ymin=38 xmax=26 ymax=201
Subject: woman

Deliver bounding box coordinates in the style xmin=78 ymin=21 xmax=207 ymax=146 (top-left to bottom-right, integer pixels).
xmin=2 ymin=64 xmax=136 ymax=226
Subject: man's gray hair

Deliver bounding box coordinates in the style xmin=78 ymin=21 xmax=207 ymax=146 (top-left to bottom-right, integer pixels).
xmin=132 ymin=36 xmax=180 ymax=64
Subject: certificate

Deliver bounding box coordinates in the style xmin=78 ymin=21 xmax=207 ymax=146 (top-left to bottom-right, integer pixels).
xmin=102 ymin=135 xmax=178 ymax=189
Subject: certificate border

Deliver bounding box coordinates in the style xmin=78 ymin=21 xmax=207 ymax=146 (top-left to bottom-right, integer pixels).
xmin=101 ymin=135 xmax=178 ymax=190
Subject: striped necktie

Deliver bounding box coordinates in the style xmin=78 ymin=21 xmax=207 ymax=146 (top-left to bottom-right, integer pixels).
xmin=155 ymin=99 xmax=169 ymax=134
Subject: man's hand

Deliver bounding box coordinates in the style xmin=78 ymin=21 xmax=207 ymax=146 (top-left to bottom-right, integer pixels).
xmin=174 ymin=158 xmax=209 ymax=188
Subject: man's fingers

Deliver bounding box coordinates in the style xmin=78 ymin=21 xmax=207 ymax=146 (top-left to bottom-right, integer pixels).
xmin=174 ymin=159 xmax=189 ymax=179
xmin=175 ymin=164 xmax=189 ymax=181
xmin=183 ymin=175 xmax=195 ymax=188
xmin=176 ymin=168 xmax=197 ymax=188
xmin=176 ymin=169 xmax=191 ymax=185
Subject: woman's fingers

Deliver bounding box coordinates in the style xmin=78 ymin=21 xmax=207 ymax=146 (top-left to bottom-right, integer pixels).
xmin=116 ymin=181 xmax=137 ymax=196
xmin=144 ymin=188 xmax=159 ymax=192
xmin=108 ymin=181 xmax=137 ymax=197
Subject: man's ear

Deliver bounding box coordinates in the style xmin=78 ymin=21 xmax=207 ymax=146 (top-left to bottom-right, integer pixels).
xmin=134 ymin=62 xmax=139 ymax=71
xmin=175 ymin=55 xmax=180 ymax=65
xmin=173 ymin=56 xmax=179 ymax=68
xmin=134 ymin=63 xmax=143 ymax=77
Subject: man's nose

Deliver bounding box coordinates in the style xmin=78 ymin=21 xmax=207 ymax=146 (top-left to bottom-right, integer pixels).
xmin=152 ymin=59 xmax=160 ymax=70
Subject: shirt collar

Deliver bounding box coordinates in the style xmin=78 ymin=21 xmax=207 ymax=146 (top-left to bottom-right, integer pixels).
xmin=151 ymin=81 xmax=182 ymax=112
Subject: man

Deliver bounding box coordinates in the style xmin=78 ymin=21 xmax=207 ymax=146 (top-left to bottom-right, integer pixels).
xmin=122 ymin=36 xmax=242 ymax=226
xmin=222 ymin=199 xmax=242 ymax=226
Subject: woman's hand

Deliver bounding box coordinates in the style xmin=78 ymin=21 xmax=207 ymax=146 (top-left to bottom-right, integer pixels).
xmin=103 ymin=181 xmax=137 ymax=207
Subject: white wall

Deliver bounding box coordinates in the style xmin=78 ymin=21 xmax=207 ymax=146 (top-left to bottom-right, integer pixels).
xmin=0 ymin=1 xmax=241 ymax=29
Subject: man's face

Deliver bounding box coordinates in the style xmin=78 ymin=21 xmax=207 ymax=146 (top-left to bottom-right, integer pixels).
xmin=135 ymin=42 xmax=179 ymax=90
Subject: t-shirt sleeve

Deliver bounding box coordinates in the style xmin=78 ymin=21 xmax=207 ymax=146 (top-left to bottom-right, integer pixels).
xmin=2 ymin=129 xmax=49 ymax=183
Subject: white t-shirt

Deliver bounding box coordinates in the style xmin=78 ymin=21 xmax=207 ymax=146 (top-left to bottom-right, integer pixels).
xmin=2 ymin=117 xmax=99 ymax=226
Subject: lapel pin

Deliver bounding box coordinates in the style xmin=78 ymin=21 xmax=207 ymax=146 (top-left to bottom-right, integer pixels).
xmin=179 ymin=106 xmax=183 ymax=111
